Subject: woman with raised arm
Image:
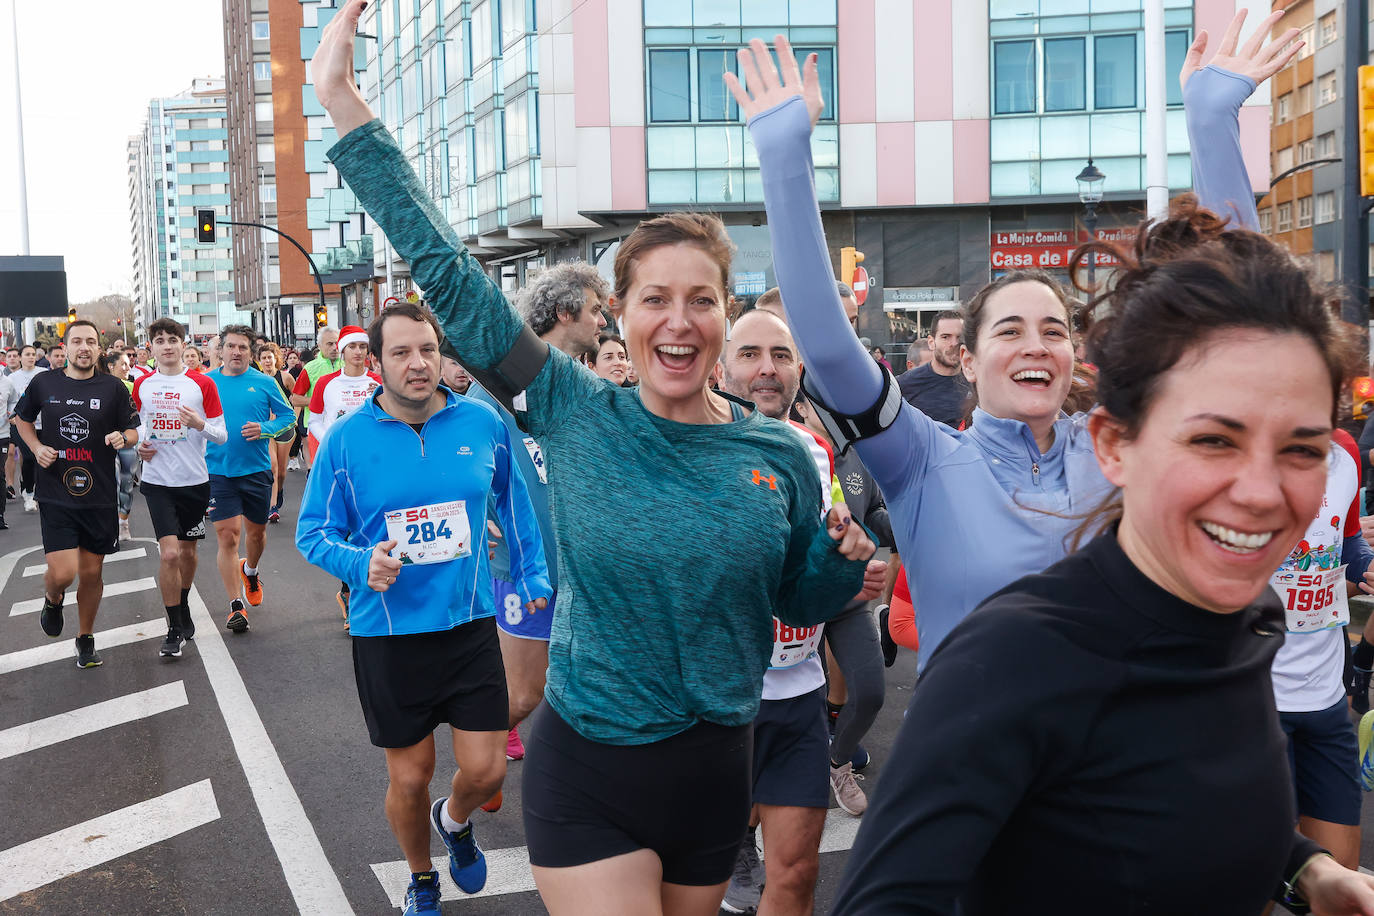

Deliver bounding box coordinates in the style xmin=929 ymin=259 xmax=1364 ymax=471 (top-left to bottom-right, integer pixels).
xmin=729 ymin=10 xmax=1298 ymax=673
xmin=733 ymin=17 xmax=1374 ymax=916
xmin=309 ymin=4 xmax=873 ymax=915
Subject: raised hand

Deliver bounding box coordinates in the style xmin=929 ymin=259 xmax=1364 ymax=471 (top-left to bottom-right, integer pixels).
xmin=723 ymin=35 xmax=823 ymax=128
xmin=1181 ymin=7 xmax=1300 ymax=92
xmin=311 ymin=0 xmax=374 ymax=136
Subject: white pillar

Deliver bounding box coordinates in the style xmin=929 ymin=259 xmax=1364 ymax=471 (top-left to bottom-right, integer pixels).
xmin=1143 ymin=0 xmax=1169 ymax=220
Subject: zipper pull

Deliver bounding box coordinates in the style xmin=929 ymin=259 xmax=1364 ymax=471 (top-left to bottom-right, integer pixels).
xmin=1032 ymin=462 xmax=1040 ymax=485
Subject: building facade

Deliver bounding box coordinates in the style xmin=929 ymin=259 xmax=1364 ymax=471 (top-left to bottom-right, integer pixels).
xmin=336 ymin=0 xmax=1268 ymax=360
xmin=127 ymin=80 xmax=245 ymax=338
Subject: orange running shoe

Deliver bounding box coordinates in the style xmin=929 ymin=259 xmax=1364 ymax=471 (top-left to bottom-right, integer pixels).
xmin=239 ymin=558 xmax=264 ymax=606
xmin=479 ymin=790 xmax=503 ymax=813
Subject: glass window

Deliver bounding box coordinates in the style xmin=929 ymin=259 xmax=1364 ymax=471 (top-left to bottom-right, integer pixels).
xmin=644 ymin=0 xmax=693 ymax=27
xmin=1319 ymin=72 xmax=1338 ymax=106
xmin=1317 ymin=191 xmax=1336 ymax=223
xmin=253 ymin=61 xmax=272 ymax=81
xmin=472 ymin=1 xmax=492 ymax=68
xmin=646 ymin=127 xmax=697 ymax=169
xmin=994 ymin=40 xmax=1036 ymax=115
xmin=787 ymin=0 xmax=836 ymax=26
xmin=1275 ymin=145 xmax=1293 ymax=174
xmin=1297 ymin=83 xmax=1313 ymax=114
xmin=649 ymin=170 xmax=698 ymax=203
xmin=1165 ymin=30 xmax=1188 ymax=105
xmin=1043 ymin=37 xmax=1085 ymax=111
xmin=1319 ymin=12 xmax=1337 ymax=46
xmin=252 ymin=20 xmax=269 ymax=39
xmin=1276 ymin=202 xmax=1292 ymax=232
xmin=1317 ymin=131 xmax=1336 ymax=158
xmin=1094 ymin=34 xmax=1136 ymax=109
xmin=990 ymin=118 xmax=1040 ymax=161
xmin=1259 ymin=209 xmax=1272 ymax=234
xmin=695 ymin=125 xmax=743 ymax=168
xmin=694 ymin=0 xmax=739 ymax=26
xmin=1297 ymin=196 xmax=1312 ymax=228
xmin=501 ymin=0 xmax=527 ymax=48
xmin=794 ymin=47 xmax=835 ymax=121
xmin=1277 ymin=94 xmax=1290 ymax=122
xmin=698 ymin=49 xmax=738 ymax=121
xmin=505 ymin=93 xmax=533 ymax=162
xmin=697 ymin=169 xmax=745 ymax=203
xmin=649 ymin=50 xmax=691 ymax=122
xmin=1298 ymin=139 xmax=1314 ymax=163
xmin=475 ymin=111 xmax=503 ymax=176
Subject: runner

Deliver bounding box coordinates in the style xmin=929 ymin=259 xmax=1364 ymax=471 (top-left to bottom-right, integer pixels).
xmin=256 ymin=342 xmax=296 ymax=523
xmin=297 ymin=303 xmax=551 ymax=914
xmin=471 ymin=261 xmax=609 ymax=761
xmin=716 ymin=308 xmax=886 ymax=915
xmin=205 ymin=324 xmax=296 ymax=633
xmin=440 ymin=356 xmax=470 ymax=395
xmin=305 ymin=324 xmax=381 ymax=625
xmin=290 ymin=325 xmax=342 ymax=470
xmin=591 ymin=332 xmax=630 ymax=386
xmin=8 ymin=345 xmax=44 ymax=513
xmin=896 ymin=310 xmax=969 ymax=426
xmin=104 ymin=352 xmax=141 ymax=542
xmin=133 ymin=317 xmax=228 ymax=659
xmin=183 ymin=345 xmax=204 ymax=374
xmin=312 ymin=9 xmax=873 ymax=911
xmin=0 ymin=370 xmax=15 ymax=530
xmin=13 ymin=320 xmax=139 ymax=668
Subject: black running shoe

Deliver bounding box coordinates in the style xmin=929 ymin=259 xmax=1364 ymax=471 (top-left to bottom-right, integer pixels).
xmin=179 ymin=604 xmax=195 ymax=641
xmin=40 ymin=595 xmax=64 ymax=638
xmin=160 ymin=627 xmax=185 ymax=658
xmin=877 ymin=604 xmax=898 ymax=668
xmin=75 ymin=635 xmax=102 ymax=668
xmin=225 ymin=598 xmax=250 ymax=633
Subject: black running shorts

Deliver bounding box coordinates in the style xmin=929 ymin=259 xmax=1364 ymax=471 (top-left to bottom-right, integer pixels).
xmin=351 ymin=616 xmax=509 ymax=748
xmin=208 ymin=470 xmax=273 ymax=526
xmin=751 ymin=686 xmax=831 ymax=809
xmin=142 ymin=482 xmax=210 ymax=541
xmin=39 ymin=502 xmax=119 ymax=555
xmin=522 ymin=704 xmax=752 ymax=886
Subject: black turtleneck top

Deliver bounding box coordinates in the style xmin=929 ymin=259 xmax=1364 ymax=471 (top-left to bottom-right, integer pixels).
xmin=832 ymin=529 xmax=1323 ymax=915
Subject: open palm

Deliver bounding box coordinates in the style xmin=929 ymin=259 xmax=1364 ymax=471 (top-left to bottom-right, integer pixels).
xmin=1180 ymin=7 xmax=1300 ymax=92
xmin=723 ymin=36 xmax=824 ymax=129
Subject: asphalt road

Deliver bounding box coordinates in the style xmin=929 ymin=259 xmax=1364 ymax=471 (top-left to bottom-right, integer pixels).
xmin=3 ymin=478 xmax=1374 ymax=915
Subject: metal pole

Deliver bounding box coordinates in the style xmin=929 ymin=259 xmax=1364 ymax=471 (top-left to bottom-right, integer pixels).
xmin=10 ymin=0 xmax=34 ymax=345
xmin=221 ymin=219 xmax=328 ymax=325
xmin=1342 ymin=0 xmax=1370 ymax=328
xmin=1143 ymin=0 xmax=1168 ymax=220
xmin=1084 ymin=204 xmax=1099 ymax=290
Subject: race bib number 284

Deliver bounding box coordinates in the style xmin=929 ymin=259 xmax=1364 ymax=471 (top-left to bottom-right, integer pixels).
xmin=385 ymin=500 xmax=471 ymax=565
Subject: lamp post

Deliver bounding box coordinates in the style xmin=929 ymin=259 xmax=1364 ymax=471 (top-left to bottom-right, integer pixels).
xmin=1076 ymin=158 xmax=1106 ymax=289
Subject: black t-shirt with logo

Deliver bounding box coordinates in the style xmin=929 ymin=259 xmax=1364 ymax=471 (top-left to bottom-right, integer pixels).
xmin=15 ymin=371 xmax=137 ymax=508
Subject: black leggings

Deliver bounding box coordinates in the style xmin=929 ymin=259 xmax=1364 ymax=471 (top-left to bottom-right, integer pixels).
xmin=9 ymin=425 xmax=34 ymax=493
xmin=522 ymin=704 xmax=751 ymax=886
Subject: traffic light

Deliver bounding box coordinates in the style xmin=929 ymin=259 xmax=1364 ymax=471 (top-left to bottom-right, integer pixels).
xmin=67 ymin=306 xmax=77 ymax=323
xmin=315 ymin=303 xmax=328 ymax=328
xmin=1355 ymin=376 xmax=1374 ymax=421
xmin=196 ymin=208 xmax=217 ymax=244
xmin=840 ymin=246 xmax=865 ymax=288
xmin=1360 ymin=66 xmax=1374 ymax=197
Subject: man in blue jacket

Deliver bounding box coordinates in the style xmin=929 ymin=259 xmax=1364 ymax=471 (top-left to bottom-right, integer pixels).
xmin=297 ymin=303 xmax=551 ymax=914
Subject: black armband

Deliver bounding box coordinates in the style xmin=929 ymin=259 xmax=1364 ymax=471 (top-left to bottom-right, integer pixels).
xmin=799 ymin=365 xmax=903 ymax=455
xmin=453 ymin=324 xmax=550 ymax=414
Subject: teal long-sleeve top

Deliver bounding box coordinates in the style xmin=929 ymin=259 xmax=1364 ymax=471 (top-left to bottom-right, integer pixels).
xmin=205 ymin=367 xmax=296 ymax=477
xmin=327 ymin=122 xmax=867 ymax=746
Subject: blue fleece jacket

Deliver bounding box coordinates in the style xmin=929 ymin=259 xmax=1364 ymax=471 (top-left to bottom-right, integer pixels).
xmin=750 ymin=66 xmax=1263 ymax=670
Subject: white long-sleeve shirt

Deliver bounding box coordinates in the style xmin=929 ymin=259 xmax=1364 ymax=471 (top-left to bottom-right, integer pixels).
xmin=132 ymin=369 xmax=228 ymax=486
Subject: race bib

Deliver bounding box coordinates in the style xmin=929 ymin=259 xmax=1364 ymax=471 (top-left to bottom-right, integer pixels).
xmin=146 ymin=391 xmax=187 ymax=442
xmin=769 ymin=619 xmax=824 ymax=669
xmin=385 ymin=500 xmax=471 ymax=565
xmin=522 ymin=437 xmax=547 ymax=485
xmin=1270 ymin=564 xmax=1349 ymax=633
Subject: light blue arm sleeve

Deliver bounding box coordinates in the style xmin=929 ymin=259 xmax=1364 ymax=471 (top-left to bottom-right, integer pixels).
xmin=295 ymin=436 xmax=372 ymax=588
xmin=1184 ymin=66 xmax=1260 ymax=232
xmin=261 ymin=374 xmax=297 ymax=438
xmin=490 ymin=421 xmax=552 ymax=605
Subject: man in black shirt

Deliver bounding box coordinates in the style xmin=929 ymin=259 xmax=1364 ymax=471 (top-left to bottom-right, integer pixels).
xmin=897 ymin=310 xmax=970 ymax=427
xmin=14 ymin=320 xmax=139 ymax=668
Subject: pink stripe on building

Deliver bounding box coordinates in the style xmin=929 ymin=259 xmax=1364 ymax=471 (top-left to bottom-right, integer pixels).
xmin=837 ymin=0 xmax=876 ymax=123
xmin=914 ymin=3 xmax=953 ymax=121
xmin=952 ymin=120 xmax=989 ymax=204
xmin=1238 ymin=106 xmax=1270 ymax=194
xmin=609 ymin=126 xmax=647 ymax=210
xmin=573 ymin=0 xmax=610 ymax=127
xmin=875 ymin=122 xmax=916 ymax=206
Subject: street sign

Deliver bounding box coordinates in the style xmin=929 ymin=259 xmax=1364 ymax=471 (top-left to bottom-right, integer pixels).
xmin=852 ymin=266 xmax=869 ymax=306
xmin=382 ymin=296 xmax=400 ymax=308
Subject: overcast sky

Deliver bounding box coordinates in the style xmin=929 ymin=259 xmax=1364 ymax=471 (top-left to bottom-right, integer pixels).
xmin=0 ymin=0 xmax=227 ymax=302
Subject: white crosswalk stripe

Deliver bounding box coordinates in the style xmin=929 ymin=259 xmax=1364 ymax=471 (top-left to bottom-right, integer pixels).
xmin=9 ymin=576 xmax=158 ymax=617
xmin=0 ymin=780 xmax=220 ymax=902
xmin=0 ymin=620 xmax=163 ymax=676
xmin=369 ymin=807 xmax=864 ymax=908
xmin=0 ymin=681 xmax=188 ymax=761
xmin=21 ymin=547 xmax=147 ymax=577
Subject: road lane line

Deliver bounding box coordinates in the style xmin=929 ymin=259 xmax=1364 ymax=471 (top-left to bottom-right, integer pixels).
xmin=0 ymin=779 xmax=219 ymax=902
xmin=185 ymin=587 xmax=354 ymax=914
xmin=0 ymin=621 xmax=162 ymax=676
xmin=22 ymin=547 xmax=147 ymax=578
xmin=0 ymin=544 xmax=42 ymax=594
xmin=0 ymin=681 xmax=189 ymax=761
xmin=369 ymin=807 xmax=863 ymax=908
xmin=10 ymin=577 xmax=158 ymax=617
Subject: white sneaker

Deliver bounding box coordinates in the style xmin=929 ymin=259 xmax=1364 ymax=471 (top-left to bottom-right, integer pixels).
xmin=118 ymin=519 xmax=131 ymax=541
xmin=287 ymin=458 xmax=300 ymax=471
xmin=830 ymin=760 xmax=868 ymax=816
xmin=22 ymin=492 xmax=35 ymax=513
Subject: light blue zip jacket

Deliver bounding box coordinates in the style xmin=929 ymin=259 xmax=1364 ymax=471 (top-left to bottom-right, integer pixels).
xmin=751 ymin=66 xmax=1257 ymax=669
xmin=296 ymin=387 xmax=552 ymax=637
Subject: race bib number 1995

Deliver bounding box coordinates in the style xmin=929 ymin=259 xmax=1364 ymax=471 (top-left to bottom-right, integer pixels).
xmin=385 ymin=500 xmax=471 ymax=565
xmin=1270 ymin=564 xmax=1349 ymax=634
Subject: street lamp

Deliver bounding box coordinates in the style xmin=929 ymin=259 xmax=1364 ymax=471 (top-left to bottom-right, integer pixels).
xmin=1076 ymin=158 xmax=1106 ymax=288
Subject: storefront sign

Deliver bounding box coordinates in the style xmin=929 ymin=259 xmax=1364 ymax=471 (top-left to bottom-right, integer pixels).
xmin=990 ymin=227 xmax=1135 ymax=271
xmin=734 ymin=271 xmax=767 ymax=296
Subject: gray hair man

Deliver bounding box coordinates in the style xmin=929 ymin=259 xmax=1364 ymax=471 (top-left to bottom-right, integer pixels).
xmin=516 ymin=262 xmax=609 ymax=360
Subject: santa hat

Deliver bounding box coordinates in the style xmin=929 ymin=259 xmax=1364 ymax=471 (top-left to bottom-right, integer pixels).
xmin=338 ymin=325 xmax=368 ymax=350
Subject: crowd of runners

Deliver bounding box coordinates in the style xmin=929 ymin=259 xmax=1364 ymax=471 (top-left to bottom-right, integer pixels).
xmin=11 ymin=3 xmax=1374 ymax=914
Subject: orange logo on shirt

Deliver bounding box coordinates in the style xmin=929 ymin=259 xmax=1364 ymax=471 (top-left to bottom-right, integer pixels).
xmin=750 ymin=469 xmax=778 ymax=490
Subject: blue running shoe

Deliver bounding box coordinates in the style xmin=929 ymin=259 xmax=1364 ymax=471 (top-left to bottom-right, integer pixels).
xmin=430 ymin=797 xmax=487 ymax=893
xmin=1359 ymin=711 xmax=1374 ymax=792
xmin=403 ymin=871 xmax=442 ymax=914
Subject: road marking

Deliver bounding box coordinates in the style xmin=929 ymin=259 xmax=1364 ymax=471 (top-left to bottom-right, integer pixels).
xmin=0 ymin=544 xmax=42 ymax=594
xmin=0 ymin=681 xmax=188 ymax=761
xmin=370 ymin=807 xmax=864 ymax=908
xmin=0 ymin=621 xmax=162 ymax=676
xmin=185 ymin=588 xmax=354 ymax=914
xmin=22 ymin=547 xmax=147 ymax=578
xmin=9 ymin=577 xmax=158 ymax=617
xmin=0 ymin=779 xmax=219 ymax=902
